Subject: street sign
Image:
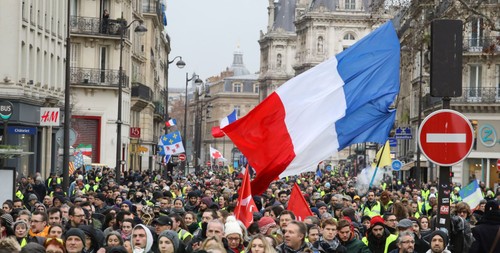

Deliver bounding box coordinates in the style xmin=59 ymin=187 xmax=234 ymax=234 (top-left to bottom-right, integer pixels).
xmin=178 ymin=153 xmax=186 ymax=161
xmin=392 ymin=160 xmax=402 ymax=171
xmin=418 ymin=109 xmax=474 ymax=166
xmin=0 ymin=101 xmax=14 ymax=120
xmin=497 ymin=159 xmax=500 ymax=172
xmin=395 ymin=127 xmax=412 ymax=139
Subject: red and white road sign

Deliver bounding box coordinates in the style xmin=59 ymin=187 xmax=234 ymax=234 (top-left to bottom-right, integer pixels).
xmin=178 ymin=153 xmax=186 ymax=161
xmin=418 ymin=110 xmax=474 ymax=166
xmin=497 ymin=159 xmax=500 ymax=172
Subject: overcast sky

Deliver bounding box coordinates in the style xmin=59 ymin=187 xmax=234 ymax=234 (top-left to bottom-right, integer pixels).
xmin=166 ymin=0 xmax=268 ymax=89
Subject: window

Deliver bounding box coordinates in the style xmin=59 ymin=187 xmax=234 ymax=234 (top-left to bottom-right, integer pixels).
xmin=470 ymin=18 xmax=484 ymax=48
xmin=343 ymin=33 xmax=355 ymax=40
xmin=99 ymin=46 xmax=108 ymax=83
xmin=468 ymin=65 xmax=482 ymax=101
xmin=345 ymin=0 xmax=356 ymax=10
xmin=234 ymin=106 xmax=241 ymax=117
xmin=233 ymin=83 xmax=242 ymax=93
xmin=70 ymin=43 xmax=80 ymax=67
xmin=277 ymin=54 xmax=282 ymax=68
xmin=254 ymin=83 xmax=259 ymax=94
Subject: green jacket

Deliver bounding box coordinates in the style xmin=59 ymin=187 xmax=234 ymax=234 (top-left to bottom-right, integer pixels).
xmin=342 ymin=237 xmax=371 ymax=253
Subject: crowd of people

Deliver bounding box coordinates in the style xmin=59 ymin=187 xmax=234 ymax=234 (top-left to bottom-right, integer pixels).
xmin=0 ymin=165 xmax=499 ymax=253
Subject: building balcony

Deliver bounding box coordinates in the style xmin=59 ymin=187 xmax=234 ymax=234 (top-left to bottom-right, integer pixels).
xmin=131 ymin=83 xmax=152 ymax=111
xmin=70 ymin=67 xmax=128 ymax=88
xmin=142 ymin=0 xmax=165 ymax=24
xmin=70 ymin=16 xmax=129 ymax=38
xmin=463 ymin=36 xmax=500 ymax=53
xmin=153 ymin=101 xmax=165 ymax=121
xmin=452 ymin=87 xmax=500 ymax=104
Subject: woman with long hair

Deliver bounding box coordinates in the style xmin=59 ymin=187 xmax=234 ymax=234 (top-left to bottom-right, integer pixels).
xmin=246 ymin=234 xmax=277 ymax=253
xmin=184 ymin=211 xmax=198 ymax=234
xmin=418 ymin=216 xmax=431 ymax=238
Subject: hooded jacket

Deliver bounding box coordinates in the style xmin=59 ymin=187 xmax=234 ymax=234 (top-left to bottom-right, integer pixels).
xmin=131 ymin=224 xmax=154 ymax=253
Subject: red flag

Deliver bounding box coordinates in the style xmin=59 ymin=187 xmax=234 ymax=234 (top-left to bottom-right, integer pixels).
xmin=235 ymin=168 xmax=257 ymax=227
xmin=287 ymin=183 xmax=313 ymax=221
xmin=211 ymin=126 xmax=225 ymax=138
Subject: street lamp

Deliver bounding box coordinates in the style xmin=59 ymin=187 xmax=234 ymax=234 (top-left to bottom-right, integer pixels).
xmin=115 ymin=17 xmax=147 ymax=181
xmin=164 ymin=56 xmax=185 ymax=133
xmin=183 ymin=73 xmax=202 ymax=176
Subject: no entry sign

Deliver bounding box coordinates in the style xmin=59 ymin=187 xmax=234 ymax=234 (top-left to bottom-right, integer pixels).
xmin=418 ymin=110 xmax=474 ymax=166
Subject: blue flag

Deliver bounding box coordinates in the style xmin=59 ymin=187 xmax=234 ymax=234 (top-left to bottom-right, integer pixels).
xmin=158 ymin=130 xmax=185 ymax=155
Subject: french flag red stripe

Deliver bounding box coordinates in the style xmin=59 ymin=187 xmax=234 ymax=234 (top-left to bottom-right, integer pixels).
xmin=223 ymin=93 xmax=295 ymax=194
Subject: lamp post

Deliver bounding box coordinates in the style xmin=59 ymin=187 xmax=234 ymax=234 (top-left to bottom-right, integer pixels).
xmin=183 ymin=73 xmax=202 ymax=176
xmin=164 ymin=56 xmax=185 ymax=133
xmin=63 ymin=0 xmax=71 ymax=191
xmin=115 ymin=16 xmax=147 ymax=181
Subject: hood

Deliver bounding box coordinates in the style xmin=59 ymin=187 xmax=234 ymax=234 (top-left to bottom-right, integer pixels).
xmin=131 ymin=224 xmax=153 ymax=252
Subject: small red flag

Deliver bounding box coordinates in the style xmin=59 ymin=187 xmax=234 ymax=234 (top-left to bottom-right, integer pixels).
xmin=235 ymin=168 xmax=257 ymax=227
xmin=211 ymin=126 xmax=225 ymax=138
xmin=287 ymin=183 xmax=313 ymax=221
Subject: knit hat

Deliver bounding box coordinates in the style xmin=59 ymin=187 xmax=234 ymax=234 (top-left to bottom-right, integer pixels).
xmin=159 ymin=230 xmax=180 ymax=252
xmin=1 ymin=213 xmax=14 ymax=227
xmin=258 ymin=216 xmax=277 ymax=234
xmin=200 ymin=197 xmax=213 ymax=207
xmin=65 ymin=228 xmax=87 ymax=247
xmin=225 ymin=216 xmax=242 ymax=237
xmin=28 ymin=194 xmax=38 ymax=201
xmin=429 ymin=230 xmax=448 ymax=246
xmin=316 ymin=201 xmax=328 ymax=209
xmin=370 ymin=215 xmax=385 ymax=228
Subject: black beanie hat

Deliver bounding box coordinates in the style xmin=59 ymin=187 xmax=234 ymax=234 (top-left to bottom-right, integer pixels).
xmin=65 ymin=228 xmax=87 ymax=247
xmin=429 ymin=230 xmax=449 ymax=247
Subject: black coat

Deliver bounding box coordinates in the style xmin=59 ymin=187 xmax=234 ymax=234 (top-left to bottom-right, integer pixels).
xmin=470 ymin=210 xmax=500 ymax=253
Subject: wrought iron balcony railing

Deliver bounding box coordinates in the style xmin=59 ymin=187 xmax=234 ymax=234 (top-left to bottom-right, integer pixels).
xmin=463 ymin=36 xmax=500 ymax=52
xmin=70 ymin=67 xmax=128 ymax=87
xmin=70 ymin=16 xmax=130 ymax=38
xmin=452 ymin=87 xmax=500 ymax=103
xmin=153 ymin=101 xmax=165 ymax=116
xmin=131 ymin=83 xmax=153 ymax=101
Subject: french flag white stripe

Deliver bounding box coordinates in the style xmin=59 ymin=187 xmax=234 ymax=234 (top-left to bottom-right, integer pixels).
xmin=427 ymin=133 xmax=466 ymax=143
xmin=277 ymin=57 xmax=345 ymax=177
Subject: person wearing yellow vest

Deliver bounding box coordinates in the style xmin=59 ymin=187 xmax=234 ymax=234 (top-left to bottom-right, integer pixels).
xmin=362 ymin=215 xmax=398 ymax=253
xmin=169 ymin=213 xmax=193 ymax=244
xmin=386 ymin=219 xmax=430 ymax=253
xmin=12 ymin=220 xmax=27 ymax=246
xmin=362 ymin=190 xmax=382 ymax=218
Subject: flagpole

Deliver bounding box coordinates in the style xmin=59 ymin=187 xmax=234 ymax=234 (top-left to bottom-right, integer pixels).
xmin=369 ymin=142 xmax=388 ymax=188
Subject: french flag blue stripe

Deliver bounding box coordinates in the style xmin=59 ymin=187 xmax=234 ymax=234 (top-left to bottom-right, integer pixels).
xmin=335 ymin=21 xmax=400 ymax=150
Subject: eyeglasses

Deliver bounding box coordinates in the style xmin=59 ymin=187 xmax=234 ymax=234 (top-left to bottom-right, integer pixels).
xmin=401 ymin=240 xmax=415 ymax=244
xmin=227 ymin=237 xmax=240 ymax=242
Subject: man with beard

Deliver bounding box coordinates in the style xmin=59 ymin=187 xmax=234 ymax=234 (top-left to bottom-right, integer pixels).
xmin=427 ymin=230 xmax=450 ymax=253
xmin=184 ymin=191 xmax=199 ymax=213
xmin=388 ymin=231 xmax=415 ymax=253
xmin=132 ymin=191 xmax=147 ymax=206
xmin=362 ymin=216 xmax=397 ymax=253
xmin=362 ymin=190 xmax=383 ymax=218
xmin=338 ymin=219 xmax=370 ymax=253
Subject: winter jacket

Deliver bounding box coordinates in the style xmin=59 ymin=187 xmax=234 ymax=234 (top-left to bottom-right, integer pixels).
xmin=470 ymin=210 xmax=500 ymax=253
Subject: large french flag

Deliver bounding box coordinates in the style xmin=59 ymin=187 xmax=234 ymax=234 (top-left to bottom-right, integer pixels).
xmin=222 ymin=21 xmax=400 ymax=194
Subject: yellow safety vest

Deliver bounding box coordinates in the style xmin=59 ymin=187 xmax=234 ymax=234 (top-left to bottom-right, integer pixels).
xmin=363 ymin=201 xmax=382 ymax=218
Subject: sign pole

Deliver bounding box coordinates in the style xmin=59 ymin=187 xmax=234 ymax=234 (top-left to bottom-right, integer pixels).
xmin=436 ymin=97 xmax=452 ymax=233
